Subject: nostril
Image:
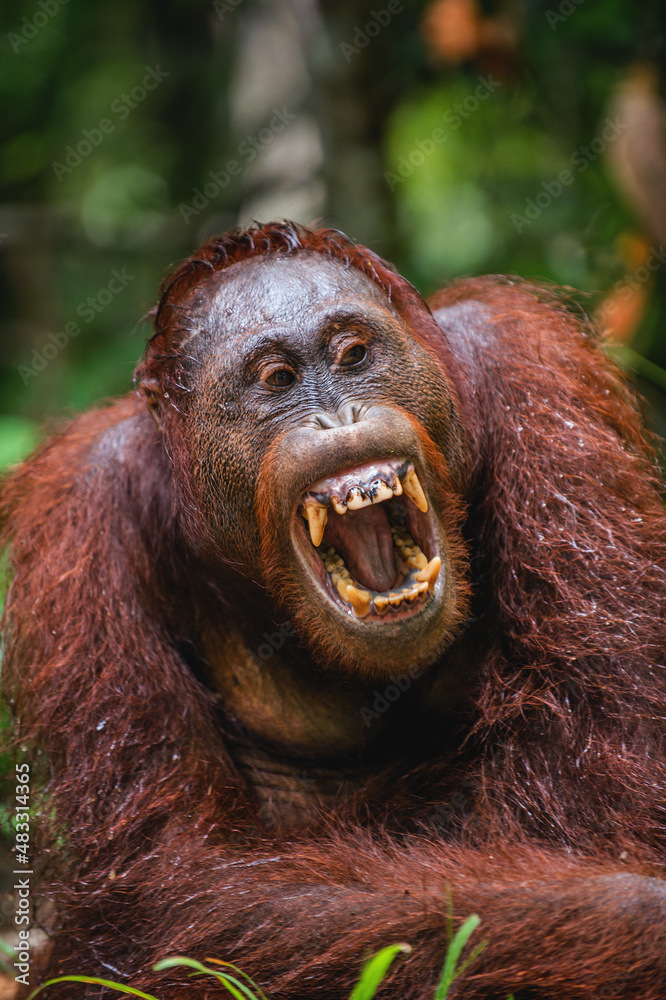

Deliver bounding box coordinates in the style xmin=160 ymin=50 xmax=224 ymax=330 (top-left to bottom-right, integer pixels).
xmin=313 ymin=413 xmax=339 ymax=430
xmin=339 ymin=403 xmax=365 ymax=425
xmin=311 ymin=405 xmax=366 ymax=430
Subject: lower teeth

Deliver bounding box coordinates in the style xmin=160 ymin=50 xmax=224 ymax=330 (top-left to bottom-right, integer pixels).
xmin=318 ymin=527 xmax=438 ymax=618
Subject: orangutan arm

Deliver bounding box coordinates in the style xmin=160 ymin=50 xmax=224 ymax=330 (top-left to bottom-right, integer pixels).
xmin=97 ymin=831 xmax=666 ymax=1000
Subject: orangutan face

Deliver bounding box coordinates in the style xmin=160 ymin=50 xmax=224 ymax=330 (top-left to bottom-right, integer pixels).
xmin=164 ymin=253 xmax=470 ymax=677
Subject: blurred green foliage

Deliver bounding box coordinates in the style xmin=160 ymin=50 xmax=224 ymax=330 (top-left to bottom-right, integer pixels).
xmin=386 ymin=80 xmax=631 ymax=290
xmin=0 ymin=0 xmax=664 ymax=474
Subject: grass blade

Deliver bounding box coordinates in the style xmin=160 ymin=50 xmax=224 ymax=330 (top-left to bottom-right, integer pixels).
xmin=348 ymin=943 xmax=412 ymax=1000
xmin=0 ymin=939 xmax=15 ymax=959
xmin=189 ymin=971 xmax=258 ymax=1000
xmin=154 ymin=957 xmax=259 ymax=1000
xmin=205 ymin=958 xmax=269 ymax=1000
xmin=434 ymin=914 xmax=485 ymax=1000
xmin=27 ymin=976 xmax=160 ymax=1000
xmin=153 ymin=957 xmax=206 ymax=974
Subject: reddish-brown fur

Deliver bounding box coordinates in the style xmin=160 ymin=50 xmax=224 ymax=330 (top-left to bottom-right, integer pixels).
xmin=2 ymin=223 xmax=666 ymax=998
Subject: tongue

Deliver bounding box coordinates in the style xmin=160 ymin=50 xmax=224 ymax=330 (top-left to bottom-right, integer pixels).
xmin=323 ymin=505 xmax=397 ymax=592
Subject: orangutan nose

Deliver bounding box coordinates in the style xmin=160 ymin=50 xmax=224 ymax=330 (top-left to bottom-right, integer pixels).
xmin=312 ymin=402 xmax=366 ymax=430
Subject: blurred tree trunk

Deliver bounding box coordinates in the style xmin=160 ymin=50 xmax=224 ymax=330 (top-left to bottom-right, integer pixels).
xmin=228 ymin=0 xmax=418 ymax=255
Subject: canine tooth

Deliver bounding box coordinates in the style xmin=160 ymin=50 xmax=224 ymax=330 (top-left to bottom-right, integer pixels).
xmin=388 ymin=591 xmax=404 ymax=607
xmin=304 ymin=503 xmax=328 ymax=547
xmin=402 ymin=469 xmax=428 ymax=512
xmin=331 ymin=497 xmax=347 ymax=515
xmin=346 ymin=584 xmax=372 ymax=617
xmin=336 ymin=578 xmax=350 ymax=601
xmin=392 ymin=475 xmax=403 ymax=496
xmin=414 ymin=555 xmax=441 ymax=591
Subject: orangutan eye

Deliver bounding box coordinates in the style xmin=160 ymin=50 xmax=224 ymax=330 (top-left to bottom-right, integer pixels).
xmin=338 ymin=344 xmax=367 ymax=367
xmin=264 ymin=367 xmax=296 ymax=388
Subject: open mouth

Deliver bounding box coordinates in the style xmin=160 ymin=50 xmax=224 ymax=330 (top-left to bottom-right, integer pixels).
xmin=293 ymin=457 xmax=441 ymax=622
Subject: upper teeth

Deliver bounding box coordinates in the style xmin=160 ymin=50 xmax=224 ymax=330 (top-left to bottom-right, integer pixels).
xmin=401 ymin=468 xmax=428 ymax=513
xmin=299 ymin=463 xmax=439 ymax=619
xmin=301 ymin=464 xmax=428 ymax=548
xmin=304 ymin=504 xmax=328 ymax=547
xmin=346 ymin=482 xmax=394 ymax=510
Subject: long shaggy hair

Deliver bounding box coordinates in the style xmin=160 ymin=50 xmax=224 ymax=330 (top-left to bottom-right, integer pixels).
xmin=2 ymin=223 xmax=666 ymax=999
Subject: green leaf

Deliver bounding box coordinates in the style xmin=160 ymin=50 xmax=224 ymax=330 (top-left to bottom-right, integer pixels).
xmin=0 ymin=416 xmax=39 ymax=471
xmin=434 ymin=915 xmax=486 ymax=1000
xmin=153 ymin=957 xmax=261 ymax=1000
xmin=189 ymin=970 xmax=258 ymax=1000
xmin=204 ymin=959 xmax=269 ymax=1000
xmin=613 ymin=344 xmax=666 ymax=393
xmin=348 ymin=943 xmax=412 ymax=1000
xmin=0 ymin=938 xmax=15 ymax=959
xmin=27 ymin=975 xmax=160 ymax=1000
xmin=153 ymin=956 xmax=219 ymax=977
